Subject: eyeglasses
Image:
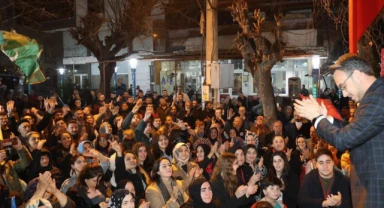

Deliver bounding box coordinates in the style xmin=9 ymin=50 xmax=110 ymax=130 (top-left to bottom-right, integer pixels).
xmin=338 ymin=72 xmax=354 ymax=91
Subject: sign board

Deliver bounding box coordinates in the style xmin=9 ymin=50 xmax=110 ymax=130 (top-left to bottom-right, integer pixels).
xmin=219 ymin=63 xmax=234 ymax=88
xmin=202 ymin=85 xmax=210 ymax=101
xmin=211 ymin=62 xmax=220 ymax=89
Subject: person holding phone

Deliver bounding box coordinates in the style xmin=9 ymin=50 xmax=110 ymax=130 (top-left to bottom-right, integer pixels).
xmin=0 ymin=136 xmax=32 ymax=197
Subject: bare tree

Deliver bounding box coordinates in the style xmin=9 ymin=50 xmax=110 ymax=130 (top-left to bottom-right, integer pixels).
xmin=231 ymin=0 xmax=285 ymax=125
xmin=69 ymin=0 xmax=158 ymax=94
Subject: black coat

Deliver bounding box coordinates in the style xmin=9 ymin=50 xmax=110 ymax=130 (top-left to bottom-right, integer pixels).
xmin=280 ymin=171 xmax=299 ymax=208
xmin=210 ymin=174 xmax=253 ymax=208
xmin=67 ymin=185 xmax=107 ymax=208
xmin=298 ymin=169 xmax=352 ymax=208
xmin=284 ymin=120 xmax=311 ymax=149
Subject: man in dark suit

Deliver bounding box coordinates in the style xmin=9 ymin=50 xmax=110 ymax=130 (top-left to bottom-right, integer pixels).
xmin=294 ymin=54 xmax=384 ymax=207
xmin=285 ymin=110 xmax=312 ymax=149
xmin=264 ymin=120 xmax=287 ymax=149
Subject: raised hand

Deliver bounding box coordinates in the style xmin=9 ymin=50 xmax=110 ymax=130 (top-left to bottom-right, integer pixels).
xmin=69 ymin=143 xmax=76 ymax=155
xmin=171 ymin=186 xmax=180 ymax=202
xmin=6 ymin=100 xmax=14 ymax=114
xmin=62 ymin=106 xmax=71 ymax=116
xmin=46 ymin=178 xmax=58 ymax=194
xmin=12 ymin=137 xmax=23 ymax=151
xmin=246 ymin=185 xmax=258 ymax=197
xmin=110 ymin=140 xmax=122 ymax=156
xmin=235 ymin=185 xmax=248 ymax=199
xmin=36 ymin=139 xmax=46 ymax=150
xmin=285 ymin=148 xmax=292 ymax=161
xmin=138 ymin=201 xmax=150 ymax=208
xmin=30 ymin=107 xmax=38 ymax=115
xmin=0 ymin=150 xmax=7 ymax=164
xmin=258 ymin=156 xmax=264 ymax=168
xmin=143 ymin=111 xmax=152 ymax=122
xmin=38 ymin=171 xmax=52 ymax=191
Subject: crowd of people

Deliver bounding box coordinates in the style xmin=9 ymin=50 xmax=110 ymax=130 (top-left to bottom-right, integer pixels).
xmin=0 ymin=80 xmax=356 ymax=208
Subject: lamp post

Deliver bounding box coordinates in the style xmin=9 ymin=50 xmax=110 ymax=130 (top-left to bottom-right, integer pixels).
xmin=129 ymin=58 xmax=138 ymax=99
xmin=58 ymin=68 xmax=65 ymax=97
xmin=114 ymin=67 xmax=118 ymax=93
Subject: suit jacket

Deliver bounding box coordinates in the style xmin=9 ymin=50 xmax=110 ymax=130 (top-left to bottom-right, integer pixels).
xmin=316 ymin=77 xmax=384 ymax=207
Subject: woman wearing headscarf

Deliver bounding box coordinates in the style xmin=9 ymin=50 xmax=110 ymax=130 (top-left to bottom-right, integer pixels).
xmin=194 ymin=143 xmax=217 ymax=180
xmin=172 ymin=143 xmax=203 ymax=189
xmin=181 ymin=178 xmax=221 ymax=208
xmin=27 ymin=148 xmax=63 ymax=187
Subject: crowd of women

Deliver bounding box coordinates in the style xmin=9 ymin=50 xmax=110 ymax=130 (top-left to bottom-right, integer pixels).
xmin=0 ymin=88 xmax=353 ymax=208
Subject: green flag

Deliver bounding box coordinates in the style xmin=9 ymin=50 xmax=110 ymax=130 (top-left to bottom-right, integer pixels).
xmin=0 ymin=30 xmax=46 ymax=84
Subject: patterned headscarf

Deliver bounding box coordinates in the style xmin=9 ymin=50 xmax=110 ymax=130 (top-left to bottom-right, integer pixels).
xmin=25 ymin=198 xmax=53 ymax=208
xmin=108 ymin=189 xmax=134 ymax=208
xmin=172 ymin=142 xmax=190 ymax=167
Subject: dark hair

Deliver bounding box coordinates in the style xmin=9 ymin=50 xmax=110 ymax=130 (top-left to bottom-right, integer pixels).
xmin=58 ymin=130 xmax=72 ymax=141
xmin=70 ymin=154 xmax=85 ymax=166
xmin=76 ymin=164 xmax=104 ymax=193
xmin=244 ymin=144 xmax=258 ymax=166
xmin=211 ymin=152 xmax=238 ymax=196
xmin=314 ymin=148 xmax=333 ymax=161
xmin=109 ymin=189 xmax=135 ymax=208
xmin=132 ymin=142 xmax=153 ymax=163
xmin=260 ymin=175 xmax=282 ymax=190
xmin=151 ymin=133 xmax=172 ymax=160
xmin=269 ymin=151 xmax=291 ymax=186
xmin=151 ymin=157 xmax=172 ymax=182
xmin=330 ymin=53 xmax=374 ymax=76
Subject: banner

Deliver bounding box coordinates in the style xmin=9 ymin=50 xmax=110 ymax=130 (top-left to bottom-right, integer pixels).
xmin=0 ymin=30 xmax=46 ymax=84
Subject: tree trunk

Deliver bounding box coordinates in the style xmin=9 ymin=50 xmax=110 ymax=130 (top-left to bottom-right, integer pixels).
xmin=254 ymin=65 xmax=277 ymax=127
xmin=99 ymin=62 xmax=116 ymax=96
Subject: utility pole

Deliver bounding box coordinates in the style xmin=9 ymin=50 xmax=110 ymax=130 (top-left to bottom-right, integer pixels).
xmin=206 ymin=0 xmax=220 ymax=107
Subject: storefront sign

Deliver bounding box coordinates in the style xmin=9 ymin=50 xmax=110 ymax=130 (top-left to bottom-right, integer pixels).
xmin=202 ymin=85 xmax=210 ymax=101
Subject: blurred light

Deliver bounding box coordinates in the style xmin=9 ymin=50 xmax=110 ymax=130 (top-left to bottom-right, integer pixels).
xmin=58 ymin=68 xmax=65 ymax=75
xmin=312 ymin=55 xmax=320 ymax=69
xmin=129 ymin=58 xmax=138 ymax=69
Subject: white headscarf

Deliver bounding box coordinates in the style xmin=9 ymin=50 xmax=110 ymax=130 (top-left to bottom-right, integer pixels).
xmin=172 ymin=142 xmax=190 ymax=167
xmin=25 ymin=198 xmax=53 ymax=208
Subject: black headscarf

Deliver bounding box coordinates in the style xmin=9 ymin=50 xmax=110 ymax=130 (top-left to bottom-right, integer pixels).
xmin=181 ymin=178 xmax=220 ymax=208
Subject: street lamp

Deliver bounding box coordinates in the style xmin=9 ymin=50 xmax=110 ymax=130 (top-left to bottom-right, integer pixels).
xmin=58 ymin=68 xmax=65 ymax=97
xmin=129 ymin=58 xmax=138 ymax=99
